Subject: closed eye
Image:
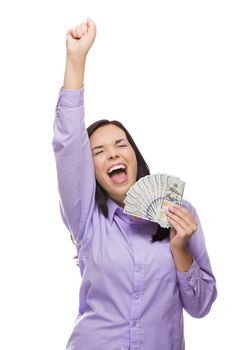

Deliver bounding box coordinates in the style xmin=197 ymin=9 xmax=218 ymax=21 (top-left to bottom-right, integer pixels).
xmin=95 ymin=145 xmax=126 ymax=154
xmin=93 ymin=150 xmax=103 ymax=156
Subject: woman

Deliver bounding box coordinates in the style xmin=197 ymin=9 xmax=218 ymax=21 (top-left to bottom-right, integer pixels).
xmin=52 ymin=18 xmax=217 ymax=350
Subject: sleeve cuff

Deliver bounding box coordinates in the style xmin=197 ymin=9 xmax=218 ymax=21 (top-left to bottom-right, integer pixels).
xmin=176 ymin=258 xmax=202 ymax=290
xmin=56 ymin=86 xmax=84 ymax=108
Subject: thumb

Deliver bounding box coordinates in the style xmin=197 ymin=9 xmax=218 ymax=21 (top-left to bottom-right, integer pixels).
xmin=87 ymin=17 xmax=96 ymax=35
xmin=87 ymin=17 xmax=93 ymax=25
xmin=169 ymin=227 xmax=176 ymax=240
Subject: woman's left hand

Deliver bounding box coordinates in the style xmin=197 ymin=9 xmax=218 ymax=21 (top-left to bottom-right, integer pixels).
xmin=166 ymin=204 xmax=198 ymax=251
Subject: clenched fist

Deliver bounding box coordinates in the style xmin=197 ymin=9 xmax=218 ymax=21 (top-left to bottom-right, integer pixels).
xmin=66 ymin=17 xmax=97 ymax=60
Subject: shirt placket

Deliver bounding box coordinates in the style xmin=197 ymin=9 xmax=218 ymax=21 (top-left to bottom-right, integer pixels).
xmin=128 ymin=225 xmax=145 ymax=350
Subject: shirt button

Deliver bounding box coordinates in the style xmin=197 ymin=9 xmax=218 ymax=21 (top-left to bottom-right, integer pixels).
xmin=135 ymin=294 xmax=139 ymax=299
xmin=135 ymin=265 xmax=141 ymax=271
xmin=132 ymin=321 xmax=137 ymax=327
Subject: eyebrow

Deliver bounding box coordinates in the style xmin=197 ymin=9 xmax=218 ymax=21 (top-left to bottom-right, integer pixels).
xmin=91 ymin=138 xmax=127 ymax=152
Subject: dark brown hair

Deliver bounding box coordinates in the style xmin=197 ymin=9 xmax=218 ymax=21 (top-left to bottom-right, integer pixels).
xmin=71 ymin=119 xmax=169 ymax=265
xmin=87 ymin=119 xmax=170 ymax=243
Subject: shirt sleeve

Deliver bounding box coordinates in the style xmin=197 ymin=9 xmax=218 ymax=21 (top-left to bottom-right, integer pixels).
xmin=52 ymin=87 xmax=96 ymax=249
xmin=176 ymin=200 xmax=217 ymax=318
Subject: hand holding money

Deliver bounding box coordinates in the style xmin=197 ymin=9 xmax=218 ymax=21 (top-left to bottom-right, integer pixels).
xmin=167 ymin=204 xmax=198 ymax=250
xmin=123 ymin=173 xmax=185 ymax=228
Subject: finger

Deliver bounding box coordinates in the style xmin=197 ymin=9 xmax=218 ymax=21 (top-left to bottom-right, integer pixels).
xmin=74 ymin=25 xmax=84 ymax=38
xmin=167 ymin=208 xmax=198 ymax=233
xmin=66 ymin=31 xmax=73 ymax=43
xmin=166 ymin=210 xmax=194 ymax=234
xmin=87 ymin=17 xmax=97 ymax=36
xmin=66 ymin=27 xmax=81 ymax=40
xmin=166 ymin=215 xmax=187 ymax=235
xmin=168 ymin=206 xmax=193 ymax=228
xmin=170 ymin=204 xmax=194 ymax=221
xmin=168 ymin=205 xmax=197 ymax=231
xmin=80 ymin=22 xmax=88 ymax=35
xmin=87 ymin=17 xmax=95 ymax=27
xmin=69 ymin=25 xmax=83 ymax=39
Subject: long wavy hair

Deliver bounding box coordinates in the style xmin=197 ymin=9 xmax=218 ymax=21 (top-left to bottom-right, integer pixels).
xmin=86 ymin=119 xmax=170 ymax=243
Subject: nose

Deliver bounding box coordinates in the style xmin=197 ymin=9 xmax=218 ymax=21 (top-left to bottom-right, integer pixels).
xmin=107 ymin=148 xmax=119 ymax=160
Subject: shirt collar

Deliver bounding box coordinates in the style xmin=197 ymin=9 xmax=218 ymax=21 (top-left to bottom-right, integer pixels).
xmin=107 ymin=197 xmax=147 ymax=225
xmin=107 ymin=197 xmax=120 ymax=224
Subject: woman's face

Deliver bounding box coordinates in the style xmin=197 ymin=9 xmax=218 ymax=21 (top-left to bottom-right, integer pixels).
xmin=90 ymin=124 xmax=138 ymax=207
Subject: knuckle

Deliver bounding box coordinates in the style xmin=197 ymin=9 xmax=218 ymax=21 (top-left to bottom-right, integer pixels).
xmin=181 ymin=206 xmax=188 ymax=213
xmin=80 ymin=24 xmax=85 ymax=33
xmin=180 ymin=212 xmax=185 ymax=219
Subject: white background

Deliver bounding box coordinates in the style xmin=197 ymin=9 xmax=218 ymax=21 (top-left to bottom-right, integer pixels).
xmin=0 ymin=0 xmax=232 ymax=349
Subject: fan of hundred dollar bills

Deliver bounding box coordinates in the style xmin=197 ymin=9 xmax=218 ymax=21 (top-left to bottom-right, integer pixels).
xmin=123 ymin=173 xmax=185 ymax=228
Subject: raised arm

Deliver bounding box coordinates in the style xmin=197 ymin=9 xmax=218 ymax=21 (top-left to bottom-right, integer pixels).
xmin=63 ymin=18 xmax=96 ymax=89
xmin=52 ymin=18 xmax=97 ymax=246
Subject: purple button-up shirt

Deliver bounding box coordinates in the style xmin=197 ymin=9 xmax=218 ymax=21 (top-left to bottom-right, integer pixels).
xmin=52 ymin=87 xmax=217 ymax=350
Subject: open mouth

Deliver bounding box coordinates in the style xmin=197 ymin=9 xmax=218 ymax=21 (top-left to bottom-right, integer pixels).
xmin=107 ymin=164 xmax=128 ymax=184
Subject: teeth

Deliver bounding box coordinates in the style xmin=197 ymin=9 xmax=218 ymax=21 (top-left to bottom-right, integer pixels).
xmin=108 ymin=164 xmax=126 ymax=175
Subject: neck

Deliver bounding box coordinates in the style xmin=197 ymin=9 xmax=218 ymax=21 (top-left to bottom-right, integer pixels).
xmin=108 ymin=194 xmax=126 ymax=208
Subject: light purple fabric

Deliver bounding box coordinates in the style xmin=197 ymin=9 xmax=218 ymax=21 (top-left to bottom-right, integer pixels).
xmin=52 ymin=87 xmax=217 ymax=350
